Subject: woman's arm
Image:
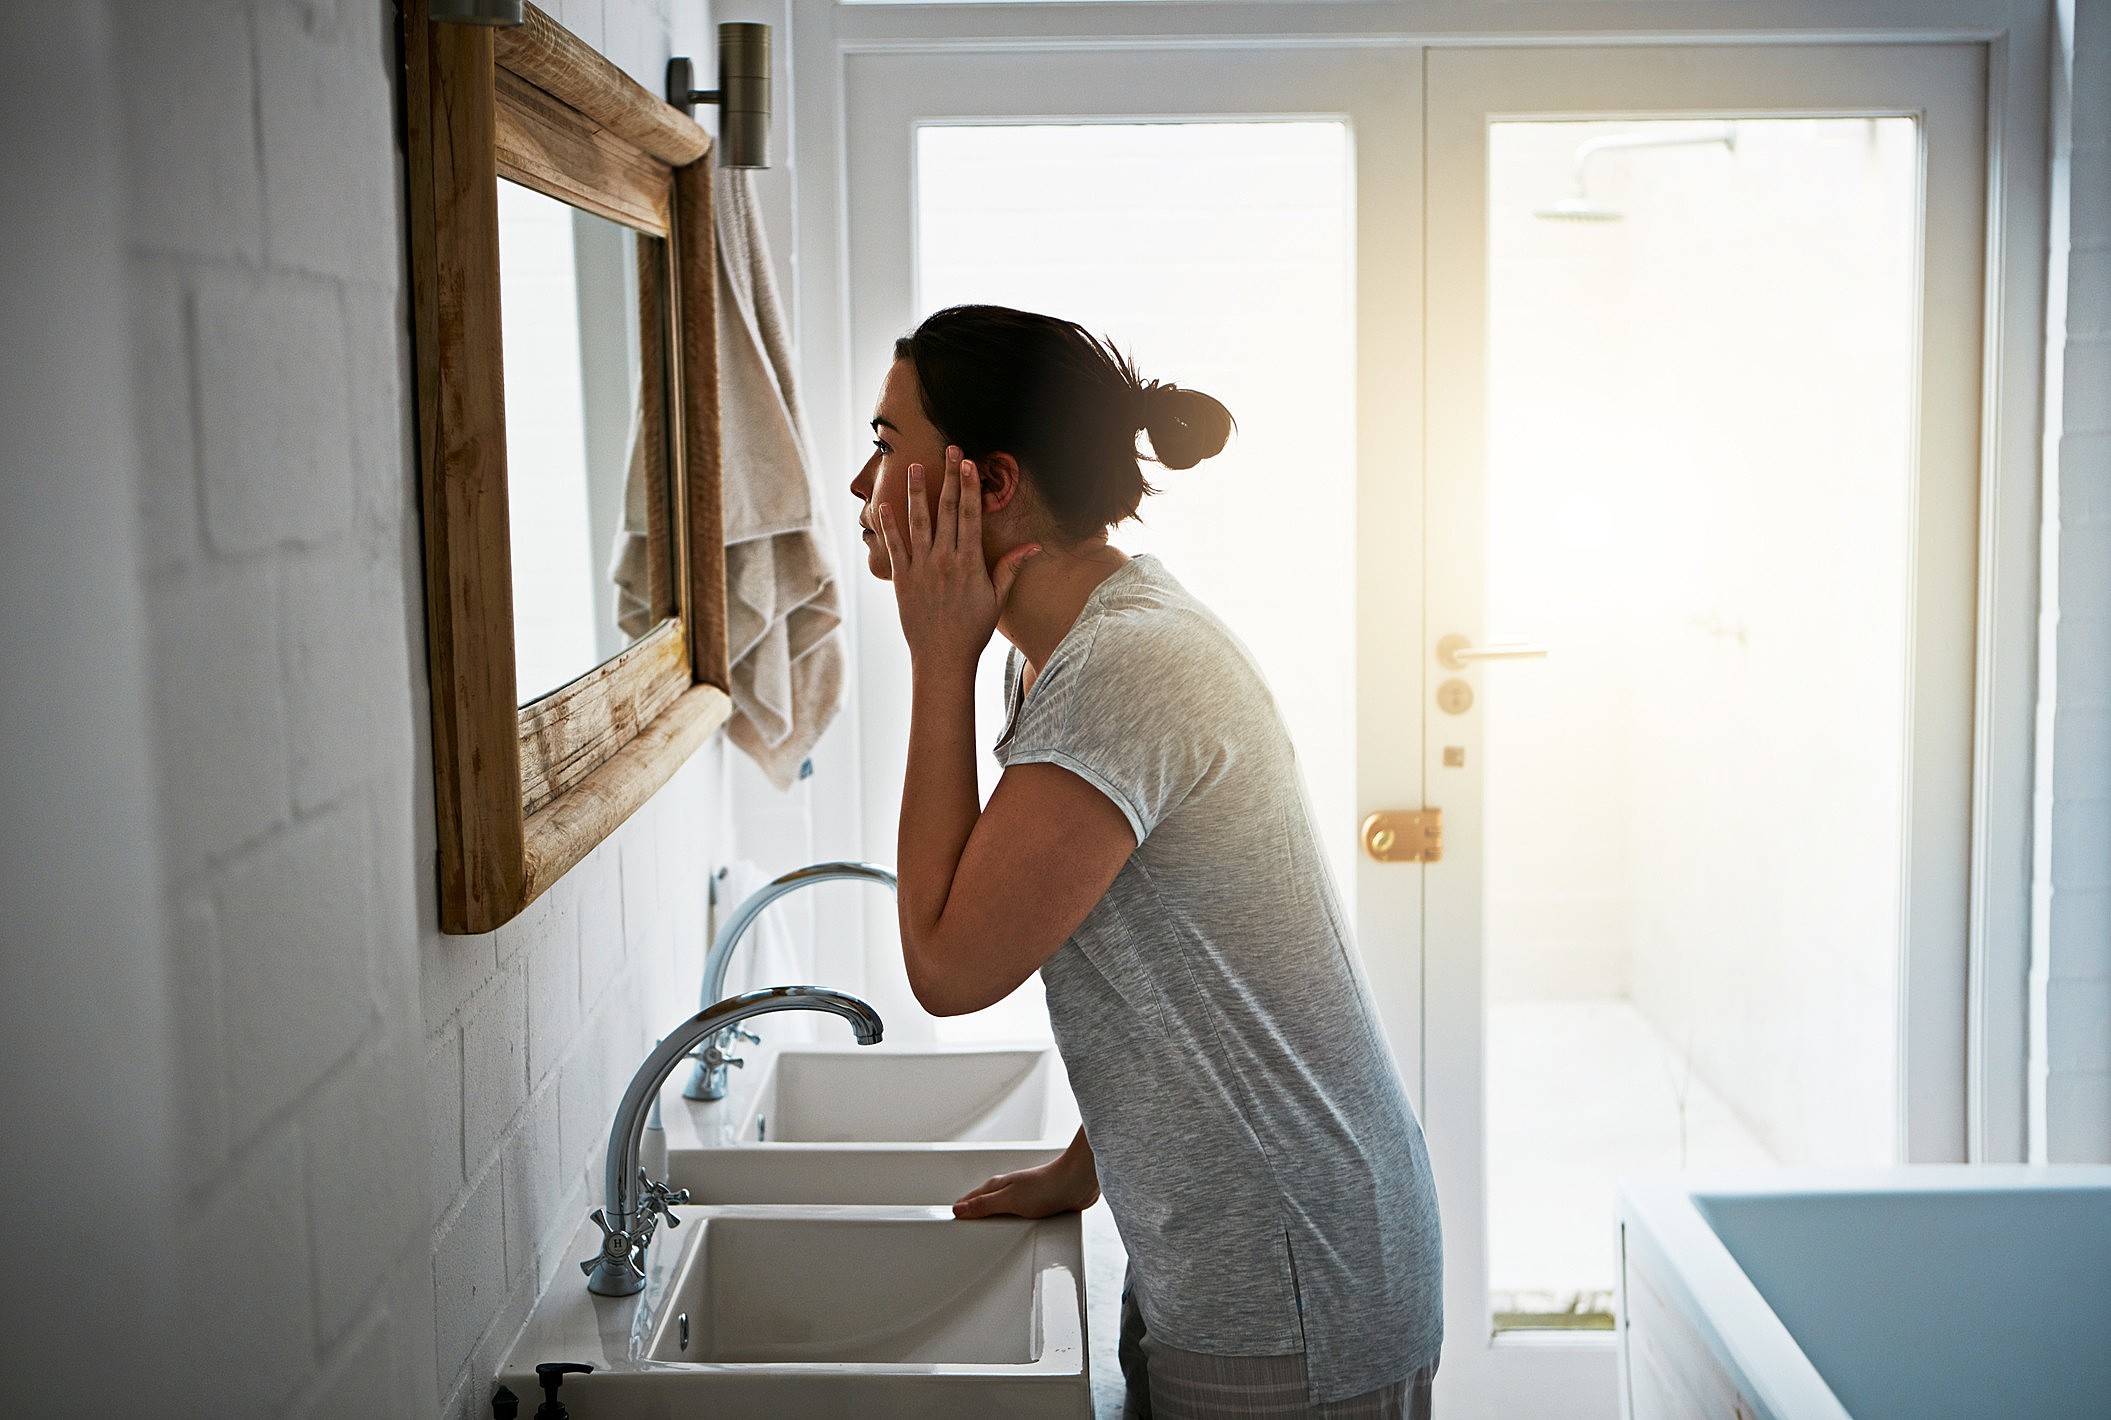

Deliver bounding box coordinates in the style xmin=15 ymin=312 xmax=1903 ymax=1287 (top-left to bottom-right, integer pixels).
xmin=953 ymin=1126 xmax=1100 ymax=1219
xmin=899 ymin=752 xmax=1135 ymax=1015
xmin=881 ymin=452 xmax=1136 ymax=1016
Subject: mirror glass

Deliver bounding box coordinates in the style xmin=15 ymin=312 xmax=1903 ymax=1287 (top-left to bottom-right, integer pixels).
xmin=497 ymin=178 xmax=670 ymax=705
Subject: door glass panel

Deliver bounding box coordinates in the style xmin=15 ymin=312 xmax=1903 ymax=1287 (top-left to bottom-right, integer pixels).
xmin=1482 ymin=118 xmax=1918 ymax=1329
xmin=915 ymin=122 xmax=1357 ymax=1042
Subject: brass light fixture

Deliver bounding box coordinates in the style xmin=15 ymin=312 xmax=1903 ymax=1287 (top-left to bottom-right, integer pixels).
xmin=667 ymin=23 xmax=771 ymax=168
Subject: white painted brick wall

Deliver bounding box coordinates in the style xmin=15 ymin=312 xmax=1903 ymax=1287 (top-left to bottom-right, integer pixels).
xmin=2044 ymin=0 xmax=2111 ymax=1161
xmin=105 ymin=0 xmax=759 ymax=1415
xmin=192 ymin=270 xmax=358 ymax=553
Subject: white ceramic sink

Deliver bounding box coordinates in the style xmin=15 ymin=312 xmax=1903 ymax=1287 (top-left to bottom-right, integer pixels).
xmin=494 ymin=1205 xmax=1090 ymax=1419
xmin=739 ymin=1044 xmax=1072 ymax=1144
xmin=661 ymin=1043 xmax=1079 ymax=1206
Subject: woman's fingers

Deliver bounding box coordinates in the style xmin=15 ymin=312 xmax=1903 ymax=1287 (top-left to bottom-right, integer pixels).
xmin=906 ymin=462 xmax=932 ymax=557
xmin=991 ymin=539 xmax=1041 ymax=608
xmin=959 ymin=457 xmax=982 ymax=552
xmin=952 ymin=1171 xmax=1016 ymax=1218
xmin=876 ymin=500 xmax=906 ymax=574
xmin=934 ymin=448 xmax=961 ymax=556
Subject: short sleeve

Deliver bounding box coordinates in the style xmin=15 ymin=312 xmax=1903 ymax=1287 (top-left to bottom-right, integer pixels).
xmin=1000 ymin=613 xmax=1222 ymax=844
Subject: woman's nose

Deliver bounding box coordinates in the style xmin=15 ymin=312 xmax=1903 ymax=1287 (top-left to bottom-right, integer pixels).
xmin=850 ymin=452 xmax=878 ymax=499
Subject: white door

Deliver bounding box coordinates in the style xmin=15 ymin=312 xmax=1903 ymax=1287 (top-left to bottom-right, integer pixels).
xmin=1418 ymin=42 xmax=1988 ymax=1416
xmin=843 ymin=45 xmax=1430 ymax=1066
xmin=842 ymin=36 xmax=1989 ymax=1420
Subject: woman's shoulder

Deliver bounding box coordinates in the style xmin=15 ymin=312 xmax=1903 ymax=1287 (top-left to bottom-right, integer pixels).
xmin=1084 ymin=561 xmax=1255 ymax=672
xmin=1045 ymin=562 xmax=1271 ymax=728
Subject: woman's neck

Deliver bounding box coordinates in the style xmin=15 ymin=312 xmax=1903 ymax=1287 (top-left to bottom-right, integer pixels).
xmin=996 ymin=538 xmax=1129 ymax=674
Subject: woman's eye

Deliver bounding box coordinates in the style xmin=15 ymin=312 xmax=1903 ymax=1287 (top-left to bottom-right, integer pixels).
xmin=872 ymin=438 xmax=892 ymax=455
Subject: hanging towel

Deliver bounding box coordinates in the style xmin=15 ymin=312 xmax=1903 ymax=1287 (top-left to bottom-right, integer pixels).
xmin=608 ymin=396 xmax=655 ymax=639
xmin=715 ymin=168 xmax=845 ymax=787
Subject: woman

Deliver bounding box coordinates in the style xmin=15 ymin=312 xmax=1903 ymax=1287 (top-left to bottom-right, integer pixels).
xmin=851 ymin=304 xmax=1442 ymax=1419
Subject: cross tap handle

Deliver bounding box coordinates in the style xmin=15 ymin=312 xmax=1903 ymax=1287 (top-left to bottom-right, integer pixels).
xmin=641 ymin=1173 xmax=692 ymax=1230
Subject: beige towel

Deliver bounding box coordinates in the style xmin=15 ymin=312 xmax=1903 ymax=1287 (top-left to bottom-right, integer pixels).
xmin=608 ymin=397 xmax=654 ymax=639
xmin=716 ymin=168 xmax=844 ymax=787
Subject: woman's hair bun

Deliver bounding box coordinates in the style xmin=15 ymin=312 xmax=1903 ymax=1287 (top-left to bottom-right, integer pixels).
xmin=1137 ymin=380 xmax=1235 ymax=471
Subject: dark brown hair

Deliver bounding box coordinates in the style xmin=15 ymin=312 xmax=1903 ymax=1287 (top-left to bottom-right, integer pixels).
xmin=894 ymin=305 xmax=1234 ymax=541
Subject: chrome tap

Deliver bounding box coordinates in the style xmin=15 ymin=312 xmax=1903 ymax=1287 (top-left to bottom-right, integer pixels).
xmin=683 ymin=861 xmax=897 ymax=1101
xmin=581 ymin=985 xmax=883 ymax=1297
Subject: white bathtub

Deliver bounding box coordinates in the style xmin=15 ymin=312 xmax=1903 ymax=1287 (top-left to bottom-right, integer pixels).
xmin=1615 ymin=1166 xmax=2111 ymax=1420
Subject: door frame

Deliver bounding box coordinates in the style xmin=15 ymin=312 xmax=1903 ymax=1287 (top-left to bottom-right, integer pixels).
xmin=788 ymin=4 xmax=2047 ymax=1415
xmin=793 ymin=0 xmax=2047 ymax=1163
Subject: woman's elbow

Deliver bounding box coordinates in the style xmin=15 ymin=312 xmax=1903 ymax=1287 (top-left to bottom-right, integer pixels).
xmin=902 ymin=940 xmax=998 ymax=1018
xmin=905 ymin=964 xmax=985 ymax=1018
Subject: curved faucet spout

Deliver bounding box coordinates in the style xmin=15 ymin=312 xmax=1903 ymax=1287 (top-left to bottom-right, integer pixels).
xmin=685 ymin=862 xmax=897 ymax=1101
xmin=584 ymin=985 xmax=883 ymax=1296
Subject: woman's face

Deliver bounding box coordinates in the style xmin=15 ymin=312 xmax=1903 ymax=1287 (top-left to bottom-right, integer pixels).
xmin=849 ymin=358 xmax=951 ymax=581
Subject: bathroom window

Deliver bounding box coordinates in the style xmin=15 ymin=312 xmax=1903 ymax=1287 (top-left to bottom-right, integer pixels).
xmin=913 ymin=120 xmax=1357 ymax=1042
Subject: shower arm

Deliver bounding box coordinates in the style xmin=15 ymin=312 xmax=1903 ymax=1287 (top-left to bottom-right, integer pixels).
xmin=1569 ymin=125 xmax=1738 ymax=196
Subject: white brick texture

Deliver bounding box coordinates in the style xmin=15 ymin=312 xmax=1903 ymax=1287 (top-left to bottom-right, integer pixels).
xmin=255 ymin=4 xmax=403 ymax=286
xmin=461 ymin=961 xmax=529 ymax=1170
xmin=431 ymin=1164 xmax=506 ymax=1384
xmin=215 ymin=804 xmax=376 ymax=1145
xmin=114 ymin=0 xmax=263 ymax=263
xmin=525 ymin=894 xmax=583 ymax=1087
xmin=180 ymin=1130 xmax=317 ymax=1419
xmin=113 ymin=1 xmax=784 ymax=1414
xmin=282 ymin=541 xmax=386 ymax=813
xmin=131 ymin=257 xmax=206 ymax=573
xmin=148 ymin=555 xmax=292 ymax=877
xmin=426 ymin=1027 xmax=466 ymax=1228
xmin=304 ymin=1035 xmax=429 ymax=1337
xmin=192 ymin=268 xmax=357 ymax=553
xmin=169 ymin=889 xmax=231 ymax=1194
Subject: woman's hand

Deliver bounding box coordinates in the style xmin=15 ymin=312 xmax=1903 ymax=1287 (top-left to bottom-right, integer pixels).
xmin=953 ymin=1128 xmax=1100 ymax=1219
xmin=877 ymin=446 xmax=1039 ymax=674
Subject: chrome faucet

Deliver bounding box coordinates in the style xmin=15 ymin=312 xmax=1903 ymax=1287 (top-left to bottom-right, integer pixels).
xmin=582 ymin=985 xmax=884 ymax=1297
xmin=683 ymin=861 xmax=897 ymax=1101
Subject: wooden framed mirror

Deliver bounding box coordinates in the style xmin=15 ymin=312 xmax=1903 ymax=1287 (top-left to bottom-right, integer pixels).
xmin=403 ymin=1 xmax=730 ymax=933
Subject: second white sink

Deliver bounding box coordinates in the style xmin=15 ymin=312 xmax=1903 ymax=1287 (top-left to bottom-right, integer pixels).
xmin=739 ymin=1044 xmax=1073 ymax=1144
xmin=667 ymin=1142 xmax=1057 ymax=1206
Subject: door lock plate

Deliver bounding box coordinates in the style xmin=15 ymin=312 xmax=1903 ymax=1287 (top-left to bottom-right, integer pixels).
xmin=1362 ymin=809 xmax=1443 ymax=863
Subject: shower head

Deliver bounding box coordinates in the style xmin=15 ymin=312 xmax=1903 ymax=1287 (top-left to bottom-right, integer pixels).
xmin=1534 ymin=194 xmax=1624 ymax=222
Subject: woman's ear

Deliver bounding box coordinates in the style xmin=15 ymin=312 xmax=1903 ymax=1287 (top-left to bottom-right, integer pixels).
xmin=978 ymin=452 xmax=1024 ymax=513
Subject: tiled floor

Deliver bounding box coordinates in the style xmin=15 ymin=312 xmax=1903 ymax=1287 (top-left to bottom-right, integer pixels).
xmin=1486 ymin=998 xmax=1777 ymax=1316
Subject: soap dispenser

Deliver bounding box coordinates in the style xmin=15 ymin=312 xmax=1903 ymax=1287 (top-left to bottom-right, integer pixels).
xmin=532 ymin=1362 xmax=594 ymax=1419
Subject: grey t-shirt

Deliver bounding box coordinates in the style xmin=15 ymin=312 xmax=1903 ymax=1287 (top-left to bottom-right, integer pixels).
xmin=996 ymin=555 xmax=1442 ymax=1403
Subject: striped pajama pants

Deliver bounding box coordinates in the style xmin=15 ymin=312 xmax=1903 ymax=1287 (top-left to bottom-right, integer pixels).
xmin=1117 ymin=1280 xmax=1436 ymax=1420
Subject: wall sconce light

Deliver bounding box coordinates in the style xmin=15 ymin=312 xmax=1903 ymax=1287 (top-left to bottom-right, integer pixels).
xmin=428 ymin=0 xmax=524 ymax=24
xmin=667 ymin=23 xmax=771 ymax=169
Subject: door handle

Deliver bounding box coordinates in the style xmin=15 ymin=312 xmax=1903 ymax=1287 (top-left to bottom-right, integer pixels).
xmin=1437 ymin=633 xmax=1549 ymax=671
